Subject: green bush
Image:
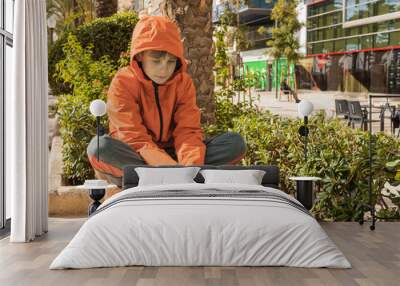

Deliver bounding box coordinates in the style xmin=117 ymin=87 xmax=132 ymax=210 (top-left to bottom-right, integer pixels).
xmin=234 ymin=112 xmax=399 ymax=220
xmin=56 ymin=34 xmax=119 ymax=185
xmin=203 ymin=81 xmax=260 ymax=137
xmin=386 ymin=160 xmax=400 ymax=182
xmin=381 ymin=160 xmax=400 ymax=218
xmin=49 ymin=11 xmax=138 ymax=96
xmin=203 ymin=84 xmax=400 ymax=221
xmin=214 ymin=27 xmax=230 ymax=87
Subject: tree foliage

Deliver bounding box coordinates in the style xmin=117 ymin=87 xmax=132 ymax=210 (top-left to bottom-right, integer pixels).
xmin=95 ymin=0 xmax=118 ymax=18
xmin=267 ymin=0 xmax=302 ymax=64
xmin=48 ymin=11 xmax=138 ymax=96
xmin=46 ymin=0 xmax=96 ymax=34
xmin=55 ymin=34 xmax=119 ymax=184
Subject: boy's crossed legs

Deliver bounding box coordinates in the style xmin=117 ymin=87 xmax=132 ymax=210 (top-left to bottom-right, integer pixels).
xmin=87 ymin=132 xmax=247 ymax=187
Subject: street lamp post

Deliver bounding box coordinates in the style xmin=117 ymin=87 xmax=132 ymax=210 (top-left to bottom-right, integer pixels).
xmin=47 ymin=14 xmax=57 ymax=46
xmin=289 ymin=100 xmax=320 ymax=211
xmin=298 ymin=100 xmax=314 ymax=161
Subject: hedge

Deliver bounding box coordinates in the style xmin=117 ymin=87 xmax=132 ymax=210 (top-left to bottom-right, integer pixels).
xmin=48 ymin=11 xmax=138 ymax=96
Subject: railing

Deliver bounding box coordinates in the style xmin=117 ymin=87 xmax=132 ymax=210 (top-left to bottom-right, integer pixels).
xmin=213 ymin=3 xmax=230 ymax=22
xmin=244 ymin=29 xmax=272 ymax=42
xmin=213 ymin=0 xmax=276 ymax=22
xmin=241 ymin=0 xmax=276 ymax=10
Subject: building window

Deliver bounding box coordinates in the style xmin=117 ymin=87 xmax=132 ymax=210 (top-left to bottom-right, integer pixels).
xmin=313 ymin=42 xmax=323 ymax=54
xmin=388 ymin=19 xmax=400 ymax=30
xmin=335 ymin=26 xmax=344 ymax=38
xmin=332 ymin=11 xmax=341 ymax=24
xmin=360 ymin=35 xmax=373 ymax=49
xmin=375 ymin=32 xmax=390 ymax=47
xmin=346 ymin=6 xmax=358 ymax=21
xmin=327 ymin=0 xmax=343 ymax=11
xmin=317 ymin=29 xmax=325 ymax=41
xmin=346 ymin=37 xmax=360 ymax=51
xmin=1 ymin=0 xmax=14 ymax=230
xmin=377 ymin=21 xmax=390 ymax=32
xmin=361 ymin=24 xmax=373 ymax=34
xmin=345 ymin=27 xmax=360 ymax=37
xmin=345 ymin=0 xmax=400 ymax=22
xmin=377 ymin=1 xmax=391 ymax=16
xmin=335 ymin=39 xmax=346 ymax=51
xmin=306 ymin=0 xmax=400 ymax=54
xmin=389 ymin=31 xmax=400 ymax=45
xmin=318 ymin=15 xmax=325 ymax=27
xmin=323 ymin=41 xmax=334 ymax=53
xmin=326 ymin=28 xmax=334 ymax=40
xmin=5 ymin=0 xmax=13 ymax=33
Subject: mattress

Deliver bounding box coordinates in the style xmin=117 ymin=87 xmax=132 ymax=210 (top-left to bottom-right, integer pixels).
xmin=50 ymin=183 xmax=351 ymax=269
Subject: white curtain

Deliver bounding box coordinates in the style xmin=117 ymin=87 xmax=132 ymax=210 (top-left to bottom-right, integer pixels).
xmin=9 ymin=0 xmax=48 ymax=242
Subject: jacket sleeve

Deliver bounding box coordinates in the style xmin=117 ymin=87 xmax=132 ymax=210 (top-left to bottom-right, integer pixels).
xmin=172 ymin=76 xmax=206 ymax=165
xmin=107 ymin=73 xmax=177 ymax=165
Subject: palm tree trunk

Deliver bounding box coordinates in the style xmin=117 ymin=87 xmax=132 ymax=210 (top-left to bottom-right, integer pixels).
xmin=160 ymin=0 xmax=215 ymax=124
xmin=275 ymin=59 xmax=278 ymax=99
xmin=95 ymin=0 xmax=118 ymax=18
xmin=294 ymin=63 xmax=298 ymax=92
xmin=287 ymin=62 xmax=292 ymax=102
xmin=72 ymin=0 xmax=81 ymax=27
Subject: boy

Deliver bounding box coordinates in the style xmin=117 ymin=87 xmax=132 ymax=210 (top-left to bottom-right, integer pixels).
xmin=87 ymin=15 xmax=246 ymax=187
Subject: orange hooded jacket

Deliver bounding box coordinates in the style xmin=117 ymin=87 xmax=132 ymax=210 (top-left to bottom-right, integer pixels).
xmin=107 ymin=15 xmax=206 ymax=166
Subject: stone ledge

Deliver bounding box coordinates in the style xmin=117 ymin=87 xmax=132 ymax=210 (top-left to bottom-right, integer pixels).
xmin=49 ymin=185 xmax=122 ymax=217
xmin=48 ymin=136 xmax=63 ymax=193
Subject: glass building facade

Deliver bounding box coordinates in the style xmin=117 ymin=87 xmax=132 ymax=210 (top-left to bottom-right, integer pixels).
xmin=344 ymin=0 xmax=400 ymax=23
xmin=303 ymin=0 xmax=400 ymax=93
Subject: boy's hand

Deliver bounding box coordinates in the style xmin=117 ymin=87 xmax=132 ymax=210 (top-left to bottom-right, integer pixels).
xmin=138 ymin=147 xmax=178 ymax=166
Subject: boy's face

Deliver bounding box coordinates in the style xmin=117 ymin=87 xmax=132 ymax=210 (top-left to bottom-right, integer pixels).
xmin=138 ymin=51 xmax=178 ymax=84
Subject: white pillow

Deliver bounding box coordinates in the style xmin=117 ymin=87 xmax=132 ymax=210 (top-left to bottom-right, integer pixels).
xmin=200 ymin=169 xmax=266 ymax=185
xmin=135 ymin=167 xmax=201 ymax=186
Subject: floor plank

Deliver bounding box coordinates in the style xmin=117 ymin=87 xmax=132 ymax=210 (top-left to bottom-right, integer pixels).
xmin=0 ymin=219 xmax=399 ymax=286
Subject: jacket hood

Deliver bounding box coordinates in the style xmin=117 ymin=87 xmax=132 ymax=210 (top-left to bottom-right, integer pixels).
xmin=130 ymin=15 xmax=187 ymax=84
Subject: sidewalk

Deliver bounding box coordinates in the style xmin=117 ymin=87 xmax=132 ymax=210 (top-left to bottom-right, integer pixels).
xmin=250 ymin=89 xmax=400 ymax=135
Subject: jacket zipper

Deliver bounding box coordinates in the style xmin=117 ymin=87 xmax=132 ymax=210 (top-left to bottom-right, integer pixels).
xmin=152 ymin=81 xmax=163 ymax=142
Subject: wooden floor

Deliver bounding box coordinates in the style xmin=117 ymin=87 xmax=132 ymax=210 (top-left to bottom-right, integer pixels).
xmin=0 ymin=219 xmax=399 ymax=286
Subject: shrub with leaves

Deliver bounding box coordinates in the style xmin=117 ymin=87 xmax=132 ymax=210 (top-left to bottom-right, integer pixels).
xmin=233 ymin=112 xmax=400 ymax=221
xmin=203 ymin=85 xmax=400 ymax=221
xmin=379 ymin=160 xmax=400 ymax=218
xmin=203 ymin=79 xmax=260 ymax=137
xmin=214 ymin=27 xmax=230 ymax=87
xmin=386 ymin=160 xmax=400 ymax=182
xmin=56 ymin=34 xmax=119 ymax=185
xmin=49 ymin=11 xmax=138 ymax=96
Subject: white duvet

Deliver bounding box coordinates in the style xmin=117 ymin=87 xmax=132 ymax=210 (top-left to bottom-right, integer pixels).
xmin=50 ymin=183 xmax=351 ymax=269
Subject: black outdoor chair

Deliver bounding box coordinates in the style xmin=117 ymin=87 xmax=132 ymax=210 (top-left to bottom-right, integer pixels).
xmin=347 ymin=101 xmax=381 ymax=131
xmin=393 ymin=110 xmax=400 ymax=137
xmin=347 ymin=101 xmax=366 ymax=129
xmin=379 ymin=102 xmax=397 ymax=134
xmin=335 ymin=99 xmax=349 ymax=120
xmin=280 ymin=84 xmax=293 ymax=102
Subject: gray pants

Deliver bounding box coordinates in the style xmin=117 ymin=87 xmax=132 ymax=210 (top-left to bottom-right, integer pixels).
xmin=87 ymin=131 xmax=246 ymax=187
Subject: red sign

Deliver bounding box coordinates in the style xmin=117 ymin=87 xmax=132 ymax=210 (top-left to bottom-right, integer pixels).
xmin=316 ymin=54 xmax=331 ymax=69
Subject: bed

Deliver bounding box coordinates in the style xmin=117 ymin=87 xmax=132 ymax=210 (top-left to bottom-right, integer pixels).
xmin=50 ymin=165 xmax=351 ymax=269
